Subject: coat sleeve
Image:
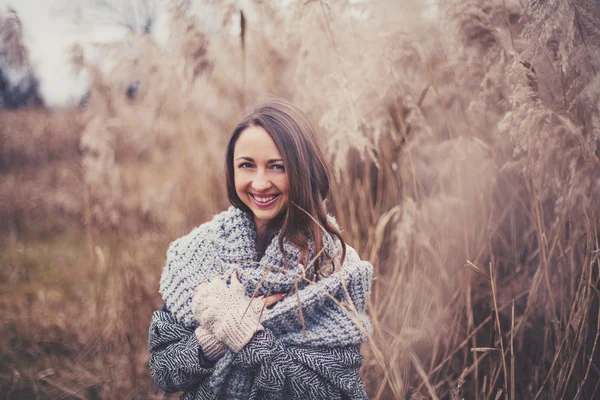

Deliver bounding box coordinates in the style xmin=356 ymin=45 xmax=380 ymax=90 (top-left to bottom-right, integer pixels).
xmin=232 ymin=328 xmax=368 ymax=400
xmin=148 ymin=308 xmax=216 ymax=393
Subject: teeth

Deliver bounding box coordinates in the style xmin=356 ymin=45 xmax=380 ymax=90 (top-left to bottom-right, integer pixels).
xmin=253 ymin=194 xmax=277 ymax=203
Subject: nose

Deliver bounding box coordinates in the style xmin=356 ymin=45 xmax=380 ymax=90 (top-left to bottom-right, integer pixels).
xmin=252 ymin=170 xmax=272 ymax=192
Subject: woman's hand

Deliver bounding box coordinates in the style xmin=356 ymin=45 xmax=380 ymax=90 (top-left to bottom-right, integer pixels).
xmin=229 ymin=272 xmax=287 ymax=307
xmin=193 ymin=273 xmax=286 ymax=314
xmin=192 ymin=273 xmax=271 ymax=352
xmin=255 ymin=290 xmax=287 ymax=308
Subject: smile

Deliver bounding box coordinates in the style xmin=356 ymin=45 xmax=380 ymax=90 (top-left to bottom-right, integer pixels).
xmin=250 ymin=193 xmax=280 ymax=208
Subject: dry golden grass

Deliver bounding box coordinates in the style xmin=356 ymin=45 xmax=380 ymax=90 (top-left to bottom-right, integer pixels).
xmin=1 ymin=0 xmax=599 ymax=399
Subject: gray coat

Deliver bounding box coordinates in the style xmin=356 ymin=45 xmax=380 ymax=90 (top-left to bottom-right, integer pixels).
xmin=148 ymin=307 xmax=367 ymax=399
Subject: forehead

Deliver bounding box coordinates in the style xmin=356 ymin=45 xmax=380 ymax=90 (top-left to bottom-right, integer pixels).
xmin=234 ymin=126 xmax=282 ymax=158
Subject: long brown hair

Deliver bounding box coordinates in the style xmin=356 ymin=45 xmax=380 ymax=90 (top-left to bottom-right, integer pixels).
xmin=225 ymin=98 xmax=346 ymax=277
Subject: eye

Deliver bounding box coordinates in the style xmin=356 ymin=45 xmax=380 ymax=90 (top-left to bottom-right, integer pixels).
xmin=271 ymin=164 xmax=285 ymax=172
xmin=238 ymin=162 xmax=254 ymax=169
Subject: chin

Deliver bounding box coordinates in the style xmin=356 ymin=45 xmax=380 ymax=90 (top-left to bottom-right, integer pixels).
xmin=253 ymin=209 xmax=282 ymax=222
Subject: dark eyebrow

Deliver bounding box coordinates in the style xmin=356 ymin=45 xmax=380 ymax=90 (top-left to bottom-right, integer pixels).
xmin=235 ymin=156 xmax=283 ymax=163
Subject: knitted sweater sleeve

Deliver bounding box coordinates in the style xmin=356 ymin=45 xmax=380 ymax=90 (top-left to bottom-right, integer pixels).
xmin=148 ymin=308 xmax=216 ymax=394
xmin=233 ymin=329 xmax=368 ymax=400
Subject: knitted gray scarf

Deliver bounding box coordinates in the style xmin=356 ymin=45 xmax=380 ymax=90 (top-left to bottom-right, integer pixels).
xmin=159 ymin=206 xmax=373 ymax=348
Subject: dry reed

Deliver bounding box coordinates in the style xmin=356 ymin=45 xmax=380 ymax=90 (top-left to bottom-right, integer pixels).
xmin=1 ymin=0 xmax=599 ymax=398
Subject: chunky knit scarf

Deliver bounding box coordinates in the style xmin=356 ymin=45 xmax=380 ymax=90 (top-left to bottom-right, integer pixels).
xmin=156 ymin=206 xmax=373 ymax=398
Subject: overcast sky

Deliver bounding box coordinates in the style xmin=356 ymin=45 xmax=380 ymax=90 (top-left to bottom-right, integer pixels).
xmin=4 ymin=0 xmax=437 ymax=108
xmin=3 ymin=0 xmax=209 ymax=107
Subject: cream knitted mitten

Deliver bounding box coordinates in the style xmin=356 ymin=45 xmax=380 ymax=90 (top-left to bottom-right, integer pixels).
xmin=192 ymin=276 xmax=264 ymax=352
xmin=194 ymin=326 xmax=228 ymax=360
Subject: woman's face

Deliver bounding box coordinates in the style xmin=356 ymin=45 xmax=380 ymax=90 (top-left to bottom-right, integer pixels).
xmin=233 ymin=126 xmax=289 ymax=232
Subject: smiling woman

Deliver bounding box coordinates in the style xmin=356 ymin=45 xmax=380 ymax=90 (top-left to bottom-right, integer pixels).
xmin=148 ymin=98 xmax=374 ymax=400
xmin=232 ymin=126 xmax=290 ymax=233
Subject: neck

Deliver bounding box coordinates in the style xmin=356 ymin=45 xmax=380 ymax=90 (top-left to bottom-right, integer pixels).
xmin=254 ymin=213 xmax=285 ymax=259
xmin=253 ymin=210 xmax=286 ymax=234
xmin=254 ymin=218 xmax=267 ymax=234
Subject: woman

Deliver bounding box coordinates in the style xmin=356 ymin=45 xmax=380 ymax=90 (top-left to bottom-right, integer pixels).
xmin=148 ymin=98 xmax=373 ymax=400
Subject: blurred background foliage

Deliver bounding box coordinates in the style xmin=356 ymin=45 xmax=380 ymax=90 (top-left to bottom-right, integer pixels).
xmin=1 ymin=0 xmax=599 ymax=398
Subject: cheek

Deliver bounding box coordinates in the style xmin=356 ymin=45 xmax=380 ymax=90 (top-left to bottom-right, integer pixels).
xmin=279 ymin=176 xmax=290 ymax=197
xmin=234 ymin=172 xmax=248 ymax=195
